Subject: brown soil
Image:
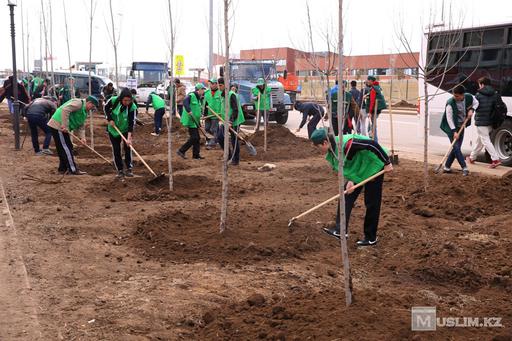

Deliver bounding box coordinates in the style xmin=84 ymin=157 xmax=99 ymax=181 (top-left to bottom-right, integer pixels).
xmin=0 ymin=105 xmax=511 ymax=340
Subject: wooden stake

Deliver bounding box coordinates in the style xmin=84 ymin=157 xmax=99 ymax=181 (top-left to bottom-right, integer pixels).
xmin=389 ymin=78 xmax=396 ymax=162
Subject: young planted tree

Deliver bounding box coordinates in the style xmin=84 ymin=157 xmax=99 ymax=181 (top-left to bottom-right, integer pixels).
xmin=165 ymin=0 xmax=177 ymax=191
xmin=40 ymin=0 xmax=49 ymax=78
xmin=106 ymin=0 xmax=121 ymax=89
xmin=87 ymin=0 xmax=97 ymax=148
xmin=62 ymin=0 xmax=72 ymax=80
xmin=395 ymin=4 xmax=478 ymax=191
xmin=219 ymin=0 xmax=232 ymax=234
xmin=336 ymin=0 xmax=352 ymax=307
xmin=48 ymin=0 xmax=56 ymax=89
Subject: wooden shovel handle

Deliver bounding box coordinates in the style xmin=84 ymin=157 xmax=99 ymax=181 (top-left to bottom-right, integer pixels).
xmin=290 ymin=170 xmax=386 ymax=223
xmin=69 ymin=132 xmax=111 ymax=165
xmin=438 ymin=114 xmax=471 ymax=168
xmin=207 ymin=107 xmax=248 ymax=143
xmin=112 ymin=125 xmax=157 ymax=177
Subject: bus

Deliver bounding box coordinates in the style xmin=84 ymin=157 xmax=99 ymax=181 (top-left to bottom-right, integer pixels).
xmin=129 ymin=62 xmax=168 ymax=104
xmin=420 ymin=22 xmax=512 ymax=166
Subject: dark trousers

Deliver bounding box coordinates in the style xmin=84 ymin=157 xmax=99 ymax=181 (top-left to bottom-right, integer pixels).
xmin=331 ymin=116 xmax=339 ymax=136
xmin=27 ymin=114 xmax=51 ymax=153
xmin=307 ymin=114 xmax=321 ymax=138
xmin=369 ymin=111 xmax=381 ymax=142
xmin=217 ymin=125 xmax=240 ymax=163
xmin=205 ymin=118 xmax=219 ymax=146
xmin=108 ymin=132 xmax=132 ymax=171
xmin=49 ymin=127 xmax=77 ymax=173
xmin=179 ymin=127 xmax=200 ymax=158
xmin=336 ymin=173 xmax=384 ymax=241
xmin=174 ymin=104 xmax=184 ymax=117
xmin=445 ymin=131 xmax=466 ymax=169
xmin=154 ymin=108 xmax=166 ymax=134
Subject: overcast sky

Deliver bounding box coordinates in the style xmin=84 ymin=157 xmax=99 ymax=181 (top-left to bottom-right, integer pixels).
xmin=1 ymin=0 xmax=511 ymax=75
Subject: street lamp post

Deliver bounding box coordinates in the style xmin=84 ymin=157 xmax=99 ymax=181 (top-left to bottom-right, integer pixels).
xmin=8 ymin=0 xmax=20 ymax=150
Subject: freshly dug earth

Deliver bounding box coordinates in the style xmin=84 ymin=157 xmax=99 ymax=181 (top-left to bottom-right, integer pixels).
xmin=0 ymin=105 xmax=511 ymax=340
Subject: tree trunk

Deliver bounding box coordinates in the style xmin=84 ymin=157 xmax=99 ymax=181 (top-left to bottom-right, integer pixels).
xmin=220 ymin=0 xmax=230 ymax=234
xmin=336 ymin=0 xmax=353 ymax=307
xmin=40 ymin=0 xmax=49 ymax=78
xmin=48 ymin=0 xmax=55 ymax=90
xmin=109 ymin=0 xmax=119 ymax=90
xmin=167 ymin=0 xmax=175 ymax=191
xmin=88 ymin=0 xmax=95 ymax=148
xmin=423 ymin=80 xmax=429 ymax=192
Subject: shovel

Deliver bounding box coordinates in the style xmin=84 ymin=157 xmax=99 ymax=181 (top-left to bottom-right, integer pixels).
xmin=69 ymin=132 xmax=113 ymax=166
xmin=434 ymin=114 xmax=471 ymax=174
xmin=207 ymin=107 xmax=257 ymax=156
xmin=112 ymin=125 xmax=166 ymax=184
xmin=288 ymin=170 xmax=386 ymax=228
xmin=184 ymin=110 xmax=213 ymax=143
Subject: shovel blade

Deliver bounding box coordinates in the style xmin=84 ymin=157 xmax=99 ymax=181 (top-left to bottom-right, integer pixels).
xmin=245 ymin=142 xmax=257 ymax=156
xmin=147 ymin=173 xmax=167 ymax=186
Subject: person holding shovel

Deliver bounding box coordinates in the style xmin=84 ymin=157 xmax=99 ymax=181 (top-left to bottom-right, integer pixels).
xmin=24 ymin=96 xmax=57 ymax=155
xmin=105 ymin=88 xmax=137 ymax=178
xmin=439 ymin=85 xmax=478 ymax=176
xmin=251 ymin=78 xmax=271 ymax=130
xmin=47 ymin=96 xmax=99 ymax=175
xmin=177 ymin=83 xmax=206 ymax=160
xmin=145 ymin=91 xmax=166 ymax=136
xmin=294 ymin=101 xmax=324 ymax=138
xmin=216 ymin=80 xmax=245 ymax=166
xmin=311 ymin=128 xmax=392 ymax=246
xmin=203 ymin=77 xmax=222 ymax=149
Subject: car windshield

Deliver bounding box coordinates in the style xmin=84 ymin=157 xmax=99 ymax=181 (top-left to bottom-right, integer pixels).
xmin=230 ymin=63 xmax=277 ymax=81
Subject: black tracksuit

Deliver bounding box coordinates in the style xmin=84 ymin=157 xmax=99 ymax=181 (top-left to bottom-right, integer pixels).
xmin=335 ymin=137 xmax=391 ymax=241
xmin=216 ymin=92 xmax=241 ymax=163
xmin=295 ymin=102 xmax=324 ymax=138
xmin=105 ymin=99 xmax=136 ymax=171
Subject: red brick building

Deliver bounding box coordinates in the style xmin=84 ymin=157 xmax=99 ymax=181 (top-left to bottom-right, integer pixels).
xmin=233 ymin=47 xmax=419 ymax=80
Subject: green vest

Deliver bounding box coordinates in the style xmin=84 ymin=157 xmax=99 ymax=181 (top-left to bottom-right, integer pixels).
xmin=52 ymin=99 xmax=88 ymax=131
xmin=364 ymin=85 xmax=387 ymax=112
xmin=181 ymin=92 xmax=202 ymax=128
xmin=149 ymin=93 xmax=166 ymax=110
xmin=32 ymin=77 xmax=43 ymax=93
xmin=440 ymin=93 xmax=474 ymax=136
xmin=251 ymin=86 xmax=272 ymax=111
xmin=220 ymin=91 xmax=246 ymax=127
xmin=107 ymin=96 xmax=137 ymax=137
xmin=204 ymin=89 xmax=222 ymax=119
xmin=326 ymin=134 xmax=387 ymax=183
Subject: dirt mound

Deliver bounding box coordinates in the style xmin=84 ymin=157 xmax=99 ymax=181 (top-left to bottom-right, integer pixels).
xmin=126 ymin=206 xmax=324 ymax=265
xmin=242 ymin=125 xmax=318 ymax=161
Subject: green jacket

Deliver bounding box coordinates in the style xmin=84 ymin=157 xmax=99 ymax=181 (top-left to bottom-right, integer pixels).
xmin=251 ymin=85 xmax=272 ymax=111
xmin=149 ymin=93 xmax=166 ymax=110
xmin=326 ymin=134 xmax=387 ymax=184
xmin=107 ymin=96 xmax=137 ymax=137
xmin=220 ymin=91 xmax=246 ymax=127
xmin=204 ymin=88 xmax=222 ymax=119
xmin=52 ymin=99 xmax=88 ymax=131
xmin=181 ymin=92 xmax=203 ymax=128
xmin=440 ymin=93 xmax=474 ymax=136
xmin=331 ymin=90 xmax=352 ymax=118
xmin=364 ymin=84 xmax=387 ymax=113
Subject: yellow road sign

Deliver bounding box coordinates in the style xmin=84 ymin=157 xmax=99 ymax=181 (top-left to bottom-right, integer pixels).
xmin=175 ymin=55 xmax=185 ymax=76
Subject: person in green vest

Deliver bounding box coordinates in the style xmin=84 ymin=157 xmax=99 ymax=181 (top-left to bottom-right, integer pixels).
xmin=177 ymin=83 xmax=206 ymax=160
xmin=47 ymin=96 xmax=99 ymax=175
xmin=58 ymin=76 xmax=80 ymax=105
xmin=251 ymin=78 xmax=271 ymax=130
xmin=105 ymin=88 xmax=137 ymax=178
xmin=310 ymin=128 xmax=393 ymax=246
xmin=364 ymin=76 xmax=387 ymax=142
xmin=439 ymin=85 xmax=478 ymax=176
xmin=145 ymin=91 xmax=166 ymax=136
xmin=30 ymin=75 xmax=44 ymax=98
xmin=203 ymin=77 xmax=222 ymax=149
xmin=328 ymin=80 xmax=359 ymax=135
xmin=216 ymin=80 xmax=245 ymax=166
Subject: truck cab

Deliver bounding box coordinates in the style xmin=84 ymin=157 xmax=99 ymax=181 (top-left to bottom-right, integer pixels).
xmin=222 ymin=60 xmax=293 ymax=124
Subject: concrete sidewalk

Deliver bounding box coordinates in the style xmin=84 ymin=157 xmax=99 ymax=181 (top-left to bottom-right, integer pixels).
xmin=392 ymin=148 xmax=512 ymax=178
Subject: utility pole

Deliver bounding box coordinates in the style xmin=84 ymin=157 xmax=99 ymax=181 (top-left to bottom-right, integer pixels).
xmin=8 ymin=0 xmax=21 ymax=150
xmin=208 ymin=0 xmax=213 ymax=79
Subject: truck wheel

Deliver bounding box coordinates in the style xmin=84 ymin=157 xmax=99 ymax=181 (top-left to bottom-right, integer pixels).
xmin=275 ymin=112 xmax=288 ymax=125
xmin=491 ymin=119 xmax=512 ymax=166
